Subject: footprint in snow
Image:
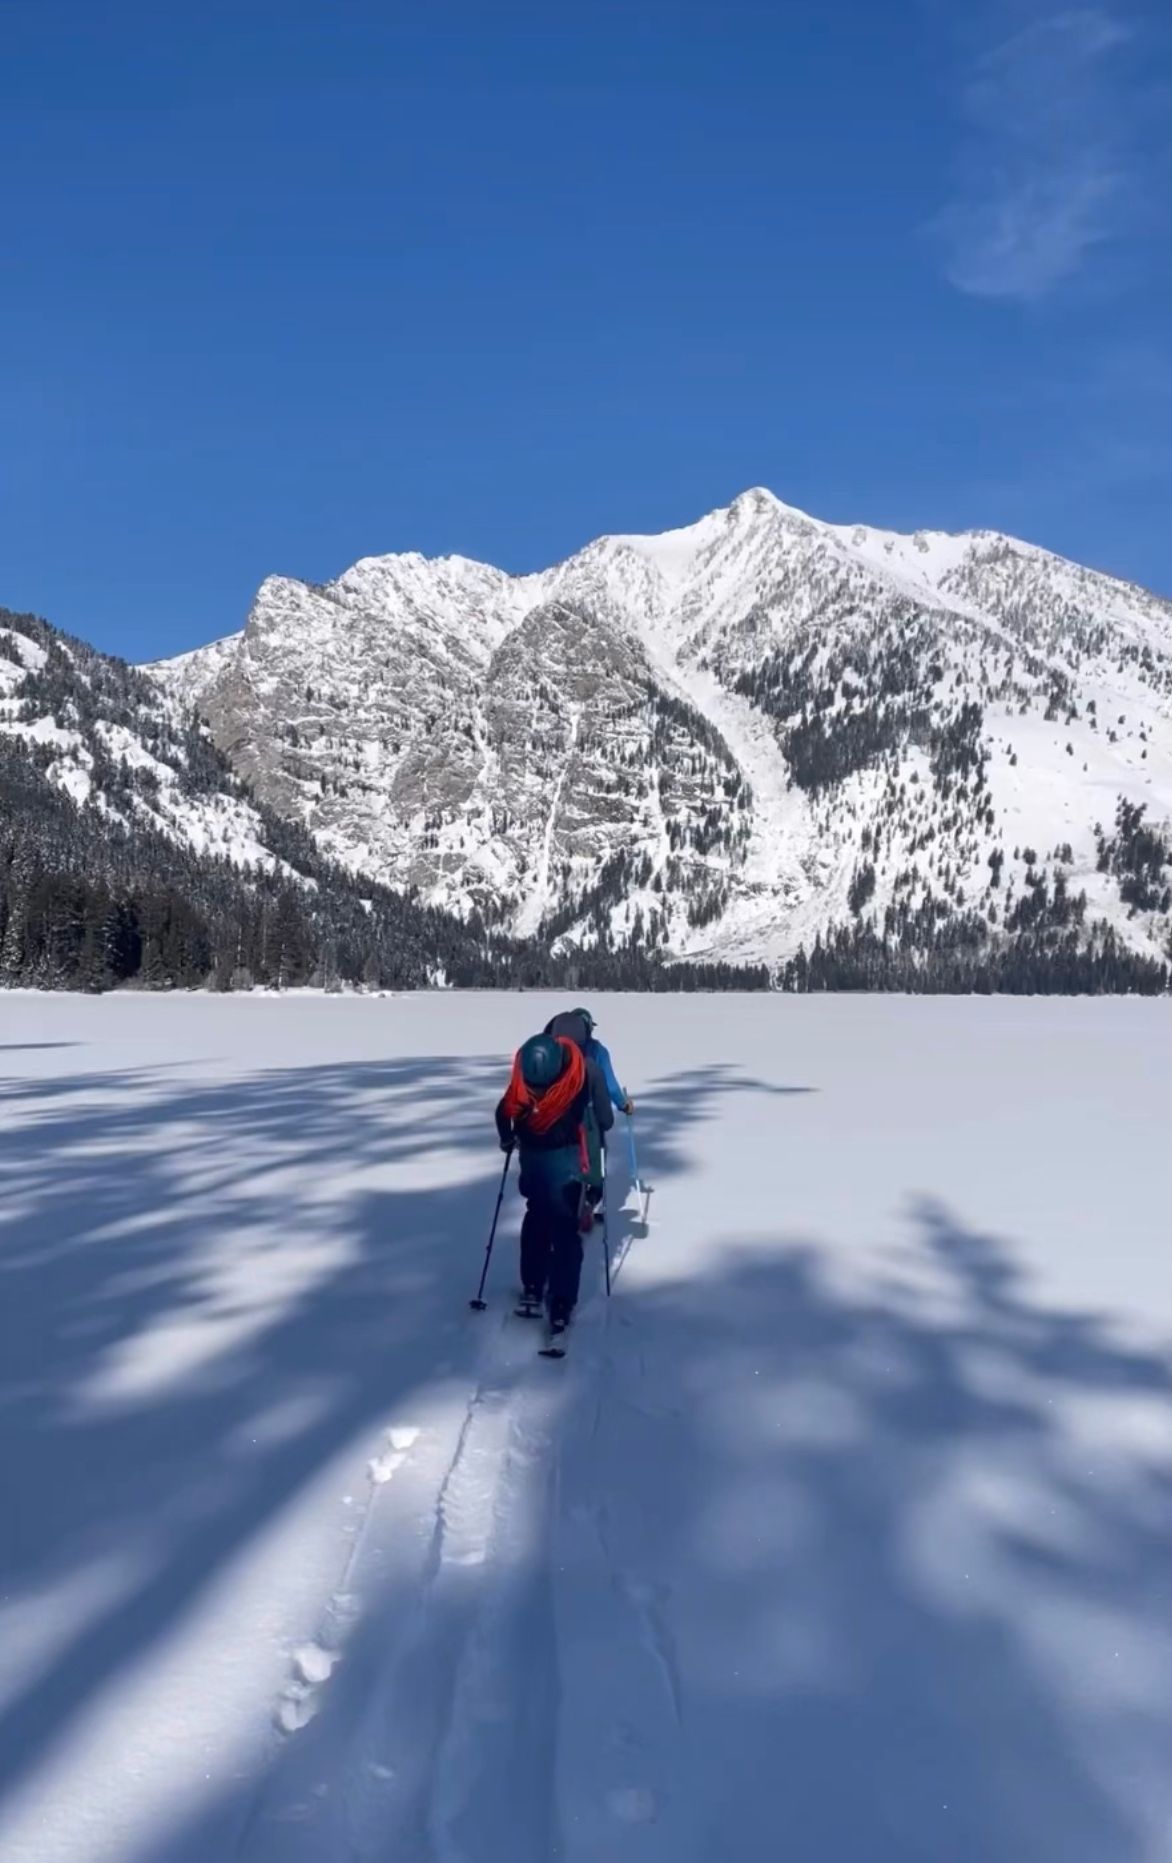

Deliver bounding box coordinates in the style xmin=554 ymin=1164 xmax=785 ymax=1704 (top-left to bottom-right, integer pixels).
xmin=275 ymin=1642 xmax=339 ymax=1732
xmin=294 ymin=1642 xmax=338 ymax=1685
xmin=369 ymin=1422 xmax=420 ymax=1484
xmin=276 ymin=1683 xmax=319 ymax=1735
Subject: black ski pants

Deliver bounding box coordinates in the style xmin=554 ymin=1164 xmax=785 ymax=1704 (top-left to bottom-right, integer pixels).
xmin=519 ymin=1182 xmax=584 ymax=1321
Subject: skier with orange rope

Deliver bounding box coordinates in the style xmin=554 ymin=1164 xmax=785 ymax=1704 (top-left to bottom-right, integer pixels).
xmin=494 ymin=1032 xmax=614 ymax=1343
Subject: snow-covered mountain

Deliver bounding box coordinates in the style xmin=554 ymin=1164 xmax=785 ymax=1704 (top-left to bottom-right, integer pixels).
xmin=0 ymin=607 xmax=290 ymax=873
xmin=0 ymin=605 xmax=757 ymax=995
xmin=148 ymin=490 xmax=1172 ymax=968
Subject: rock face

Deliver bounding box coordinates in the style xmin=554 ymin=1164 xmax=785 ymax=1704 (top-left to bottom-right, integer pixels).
xmin=0 ymin=606 xmax=283 ymax=873
xmin=147 ymin=489 xmax=1172 ymax=965
xmin=0 ymin=604 xmax=545 ymax=995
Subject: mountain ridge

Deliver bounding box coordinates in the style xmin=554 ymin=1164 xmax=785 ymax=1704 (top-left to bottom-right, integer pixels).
xmin=0 ymin=603 xmax=760 ymax=994
xmin=146 ymin=489 xmax=1172 ymax=973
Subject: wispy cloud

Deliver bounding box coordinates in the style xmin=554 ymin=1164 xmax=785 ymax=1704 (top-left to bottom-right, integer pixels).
xmin=936 ymin=7 xmax=1140 ymax=299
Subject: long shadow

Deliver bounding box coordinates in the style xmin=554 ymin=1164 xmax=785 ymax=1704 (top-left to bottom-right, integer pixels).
xmin=137 ymin=1187 xmax=1172 ymax=1863
xmin=0 ymin=1041 xmax=81 ymax=1052
xmin=563 ymin=1207 xmax=1172 ymax=1862
xmin=0 ymin=1048 xmax=767 ymax=1835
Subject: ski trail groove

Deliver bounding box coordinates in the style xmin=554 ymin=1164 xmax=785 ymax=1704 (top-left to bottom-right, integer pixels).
xmin=322 ymin=1314 xmax=571 ymax=1861
xmin=593 ymin=1503 xmax=685 ymax=1729
xmin=238 ymin=1285 xmax=611 ymax=1860
xmin=622 ymin=1578 xmax=684 ymax=1729
xmin=425 ymin=1397 xmax=565 ymax=1863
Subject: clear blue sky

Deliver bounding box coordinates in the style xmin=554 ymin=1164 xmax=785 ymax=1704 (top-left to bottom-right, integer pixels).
xmin=3 ymin=0 xmax=1170 ymax=660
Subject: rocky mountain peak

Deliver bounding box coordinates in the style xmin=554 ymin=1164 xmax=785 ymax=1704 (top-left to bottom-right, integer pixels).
xmin=145 ymin=492 xmax=1172 ymax=971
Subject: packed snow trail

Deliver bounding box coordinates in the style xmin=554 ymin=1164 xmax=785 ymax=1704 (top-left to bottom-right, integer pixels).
xmin=1 ymin=993 xmax=1170 ymax=1863
xmin=240 ymin=1300 xmax=573 ymax=1861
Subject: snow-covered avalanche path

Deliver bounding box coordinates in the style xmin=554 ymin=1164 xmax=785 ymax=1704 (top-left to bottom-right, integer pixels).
xmin=0 ymin=991 xmax=1170 ymax=1863
xmin=632 ymin=614 xmax=816 ymax=958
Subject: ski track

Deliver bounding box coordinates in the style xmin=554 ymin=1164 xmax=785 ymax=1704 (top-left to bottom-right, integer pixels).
xmin=425 ymin=1390 xmax=564 ymax=1863
xmin=5 ymin=997 xmax=1170 ymax=1863
xmin=240 ymin=1284 xmax=618 ymax=1862
xmin=234 ymin=1177 xmax=679 ymax=1863
xmin=547 ymin=1299 xmax=694 ymax=1862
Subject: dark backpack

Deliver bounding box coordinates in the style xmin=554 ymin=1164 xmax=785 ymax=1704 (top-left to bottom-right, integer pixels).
xmin=544 ymin=1009 xmax=592 ymax=1051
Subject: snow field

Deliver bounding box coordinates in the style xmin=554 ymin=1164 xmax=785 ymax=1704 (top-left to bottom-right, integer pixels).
xmin=0 ymin=990 xmax=1169 ymax=1862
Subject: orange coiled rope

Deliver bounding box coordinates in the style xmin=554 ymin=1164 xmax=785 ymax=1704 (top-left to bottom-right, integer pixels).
xmin=501 ymin=1036 xmax=585 ymax=1135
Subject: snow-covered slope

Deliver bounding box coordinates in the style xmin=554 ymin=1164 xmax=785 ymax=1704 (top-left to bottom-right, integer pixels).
xmin=148 ymin=491 xmax=1172 ymax=966
xmin=0 ymin=609 xmax=290 ymax=873
xmin=2 ymin=991 xmax=1169 ymax=1862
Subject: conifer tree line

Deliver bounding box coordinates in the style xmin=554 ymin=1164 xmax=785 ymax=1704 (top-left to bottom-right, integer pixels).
xmin=779 ymin=791 xmax=1170 ymax=995
xmin=0 ymin=609 xmax=765 ymax=993
xmin=0 ymin=733 xmax=767 ymax=994
xmin=778 ymin=919 xmax=1168 ymax=994
xmin=2 ymin=603 xmax=1169 ymax=996
xmin=1096 ymin=798 xmax=1172 ymax=914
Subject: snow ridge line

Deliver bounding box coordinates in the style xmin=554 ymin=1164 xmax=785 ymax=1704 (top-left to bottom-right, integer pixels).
xmin=333 ymin=1314 xmax=570 ymax=1860
xmin=270 ymin=1311 xmax=526 ymax=1744
xmin=245 ymin=1307 xmax=576 ymax=1861
xmin=425 ymin=1396 xmax=566 ymax=1862
xmin=593 ymin=1315 xmax=684 ymax=1735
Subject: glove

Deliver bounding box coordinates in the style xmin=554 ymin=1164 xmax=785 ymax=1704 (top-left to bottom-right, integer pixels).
xmin=499 ymin=1136 xmax=513 ymax=1153
xmin=622 ymin=1098 xmax=635 ymax=1115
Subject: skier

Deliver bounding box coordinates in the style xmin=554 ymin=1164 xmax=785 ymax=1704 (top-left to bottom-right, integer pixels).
xmin=543 ymin=1007 xmax=634 ymax=1116
xmin=495 ymin=1031 xmax=614 ymax=1338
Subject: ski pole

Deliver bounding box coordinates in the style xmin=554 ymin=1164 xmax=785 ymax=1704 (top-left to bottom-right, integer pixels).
xmin=469 ymin=1148 xmax=512 ymax=1311
xmin=602 ymin=1143 xmax=611 ymax=1298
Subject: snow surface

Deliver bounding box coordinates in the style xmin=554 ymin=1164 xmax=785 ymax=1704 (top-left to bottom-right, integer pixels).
xmin=1 ymin=992 xmax=1170 ymax=1863
xmin=0 ymin=628 xmax=291 ymax=882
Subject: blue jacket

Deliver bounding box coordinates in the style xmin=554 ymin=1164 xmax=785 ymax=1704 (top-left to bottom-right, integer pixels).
xmin=585 ymin=1037 xmax=627 ymax=1111
xmin=543 ymin=1013 xmax=628 ymax=1115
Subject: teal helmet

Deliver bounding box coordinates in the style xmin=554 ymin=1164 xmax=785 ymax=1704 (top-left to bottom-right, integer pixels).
xmin=572 ymin=1006 xmax=596 ymax=1033
xmin=518 ymin=1033 xmax=566 ymax=1090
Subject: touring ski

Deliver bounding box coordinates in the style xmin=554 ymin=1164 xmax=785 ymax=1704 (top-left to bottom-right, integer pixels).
xmin=539 ymin=1320 xmax=569 ymax=1360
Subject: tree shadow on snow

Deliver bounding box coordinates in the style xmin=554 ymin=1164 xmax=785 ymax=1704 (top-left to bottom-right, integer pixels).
xmin=8 ymin=1051 xmax=1166 ymax=1863
xmin=139 ymin=1180 xmax=1172 ymax=1863
xmin=0 ymin=1040 xmax=82 ymax=1052
xmin=0 ymin=1046 xmax=763 ymax=1851
xmin=608 ymin=1064 xmax=816 ymax=1281
xmin=558 ymin=1204 xmax=1172 ymax=1863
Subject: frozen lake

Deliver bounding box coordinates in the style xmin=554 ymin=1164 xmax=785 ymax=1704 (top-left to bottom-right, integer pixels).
xmin=1 ymin=990 xmax=1170 ymax=1862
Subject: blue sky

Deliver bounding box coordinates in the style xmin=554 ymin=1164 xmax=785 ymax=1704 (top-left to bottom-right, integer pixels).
xmin=2 ymin=0 xmax=1169 ymax=660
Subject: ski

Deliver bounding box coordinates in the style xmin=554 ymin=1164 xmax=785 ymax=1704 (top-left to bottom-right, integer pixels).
xmin=539 ymin=1321 xmax=569 ymax=1359
xmin=513 ymin=1300 xmax=543 ymax=1320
